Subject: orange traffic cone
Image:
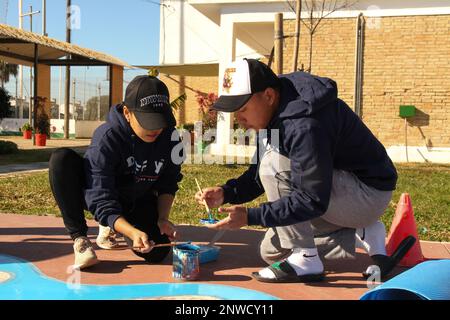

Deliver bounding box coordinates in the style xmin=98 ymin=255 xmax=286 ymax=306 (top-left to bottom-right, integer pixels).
xmin=386 ymin=193 xmax=425 ymax=267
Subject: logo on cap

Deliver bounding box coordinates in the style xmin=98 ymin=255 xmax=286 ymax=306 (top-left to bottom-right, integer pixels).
xmin=222 ymin=68 xmax=236 ymax=94
xmin=139 ymin=94 xmax=169 ymax=109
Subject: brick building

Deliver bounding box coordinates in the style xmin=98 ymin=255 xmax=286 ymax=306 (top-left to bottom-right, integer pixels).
xmin=154 ymin=0 xmax=450 ymax=162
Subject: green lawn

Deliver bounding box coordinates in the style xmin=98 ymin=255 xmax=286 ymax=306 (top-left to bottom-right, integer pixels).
xmin=0 ymin=163 xmax=448 ymax=241
xmin=0 ymin=147 xmax=87 ymax=166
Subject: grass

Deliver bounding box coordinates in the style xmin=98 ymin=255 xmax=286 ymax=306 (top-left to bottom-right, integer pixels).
xmin=0 ymin=163 xmax=448 ymax=241
xmin=0 ymin=147 xmax=86 ymax=166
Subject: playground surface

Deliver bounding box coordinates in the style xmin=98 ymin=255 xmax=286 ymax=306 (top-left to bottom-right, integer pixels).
xmin=0 ymin=213 xmax=449 ymax=300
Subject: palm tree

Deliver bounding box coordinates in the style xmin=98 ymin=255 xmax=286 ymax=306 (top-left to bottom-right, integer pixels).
xmin=0 ymin=60 xmax=19 ymax=87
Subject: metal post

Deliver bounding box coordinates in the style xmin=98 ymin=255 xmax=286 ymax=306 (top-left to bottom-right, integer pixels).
xmin=18 ymin=0 xmax=23 ymax=119
xmin=108 ymin=66 xmax=113 ymax=109
xmin=405 ymin=118 xmax=409 ymax=162
xmin=72 ymin=78 xmax=76 ymax=120
xmin=58 ymin=66 xmax=62 ymax=119
xmin=274 ymin=13 xmax=284 ymax=75
xmin=83 ymin=67 xmax=87 ymax=120
xmin=28 ymin=6 xmax=33 ymax=127
xmin=14 ymin=75 xmax=18 ymax=118
xmin=20 ymin=5 xmax=40 ymax=123
xmin=97 ymin=83 xmax=101 ymax=121
xmin=292 ymin=1 xmax=302 ymax=72
xmin=97 ymin=83 xmax=102 ymax=121
xmin=64 ymin=0 xmax=71 ymax=139
xmin=32 ymin=44 xmax=39 ymax=146
xmin=42 ymin=0 xmax=47 ymax=36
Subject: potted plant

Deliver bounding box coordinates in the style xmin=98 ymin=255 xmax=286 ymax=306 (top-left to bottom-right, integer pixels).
xmin=35 ymin=112 xmax=50 ymax=147
xmin=21 ymin=123 xmax=32 ymax=139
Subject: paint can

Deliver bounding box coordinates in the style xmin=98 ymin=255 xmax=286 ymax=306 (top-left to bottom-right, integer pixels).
xmin=172 ymin=244 xmax=200 ymax=281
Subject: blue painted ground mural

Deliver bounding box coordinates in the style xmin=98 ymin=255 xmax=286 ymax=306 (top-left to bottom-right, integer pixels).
xmin=0 ymin=255 xmax=278 ymax=300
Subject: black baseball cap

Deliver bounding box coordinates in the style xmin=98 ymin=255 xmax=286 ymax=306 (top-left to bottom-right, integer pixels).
xmin=124 ymin=76 xmax=176 ymax=130
xmin=212 ymin=58 xmax=281 ymax=112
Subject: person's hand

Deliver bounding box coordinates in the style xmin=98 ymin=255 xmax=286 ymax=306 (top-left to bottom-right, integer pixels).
xmin=158 ymin=219 xmax=178 ymax=241
xmin=207 ymin=206 xmax=249 ymax=230
xmin=131 ymin=229 xmax=154 ymax=253
xmin=195 ymin=187 xmax=224 ymax=209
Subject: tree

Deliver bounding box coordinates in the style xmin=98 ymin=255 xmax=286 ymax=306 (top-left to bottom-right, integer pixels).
xmin=286 ymin=0 xmax=358 ymax=73
xmin=0 ymin=87 xmax=12 ymax=121
xmin=0 ymin=60 xmax=18 ymax=87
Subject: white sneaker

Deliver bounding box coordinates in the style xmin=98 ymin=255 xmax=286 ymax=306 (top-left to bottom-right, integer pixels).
xmin=73 ymin=236 xmax=99 ymax=270
xmin=96 ymin=225 xmax=120 ymax=250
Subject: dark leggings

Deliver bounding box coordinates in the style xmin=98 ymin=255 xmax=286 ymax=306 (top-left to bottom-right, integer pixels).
xmin=48 ymin=148 xmax=170 ymax=263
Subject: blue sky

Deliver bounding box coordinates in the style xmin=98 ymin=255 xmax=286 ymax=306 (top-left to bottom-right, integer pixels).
xmin=2 ymin=0 xmax=162 ymax=104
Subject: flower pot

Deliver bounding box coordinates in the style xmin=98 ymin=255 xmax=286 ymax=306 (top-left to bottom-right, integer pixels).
xmin=23 ymin=130 xmax=32 ymax=140
xmin=35 ymin=134 xmax=47 ymax=147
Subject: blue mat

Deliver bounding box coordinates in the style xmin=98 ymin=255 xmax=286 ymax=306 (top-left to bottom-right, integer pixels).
xmin=361 ymin=259 xmax=450 ymax=300
xmin=0 ymin=254 xmax=278 ymax=300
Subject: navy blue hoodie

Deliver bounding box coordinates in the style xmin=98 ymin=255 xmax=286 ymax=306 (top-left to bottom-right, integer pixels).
xmin=83 ymin=104 xmax=183 ymax=230
xmin=222 ymin=72 xmax=397 ymax=227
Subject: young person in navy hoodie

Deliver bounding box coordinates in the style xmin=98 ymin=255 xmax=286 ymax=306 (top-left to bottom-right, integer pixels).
xmin=196 ymin=59 xmax=414 ymax=283
xmin=49 ymin=76 xmax=183 ymax=269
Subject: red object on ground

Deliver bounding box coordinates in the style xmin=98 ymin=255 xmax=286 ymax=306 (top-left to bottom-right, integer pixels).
xmin=386 ymin=193 xmax=425 ymax=267
xmin=23 ymin=130 xmax=32 ymax=139
xmin=35 ymin=134 xmax=47 ymax=147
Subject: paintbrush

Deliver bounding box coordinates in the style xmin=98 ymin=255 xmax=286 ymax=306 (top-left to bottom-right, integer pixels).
xmin=195 ymin=178 xmax=214 ymax=221
xmin=207 ymin=230 xmax=226 ymax=247
xmin=127 ymin=241 xmax=190 ymax=250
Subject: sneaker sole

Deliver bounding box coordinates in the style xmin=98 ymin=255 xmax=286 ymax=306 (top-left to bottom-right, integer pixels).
xmin=96 ymin=240 xmax=121 ymax=250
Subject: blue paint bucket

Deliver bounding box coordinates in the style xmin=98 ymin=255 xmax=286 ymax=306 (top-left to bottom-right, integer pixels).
xmin=173 ymin=244 xmax=200 ymax=281
xmin=197 ymin=245 xmax=220 ymax=264
xmin=200 ymin=218 xmax=219 ymax=225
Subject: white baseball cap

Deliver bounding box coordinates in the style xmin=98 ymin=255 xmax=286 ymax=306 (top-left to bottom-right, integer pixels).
xmin=213 ymin=58 xmax=281 ymax=112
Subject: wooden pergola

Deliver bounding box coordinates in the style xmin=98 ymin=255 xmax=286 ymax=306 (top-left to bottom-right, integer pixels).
xmin=0 ymin=23 xmax=130 ymax=140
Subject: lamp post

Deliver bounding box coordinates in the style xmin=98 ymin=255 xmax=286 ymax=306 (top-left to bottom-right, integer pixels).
xmin=21 ymin=5 xmax=40 ymax=127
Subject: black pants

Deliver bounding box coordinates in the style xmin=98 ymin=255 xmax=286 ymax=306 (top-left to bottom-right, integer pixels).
xmin=48 ymin=148 xmax=170 ymax=263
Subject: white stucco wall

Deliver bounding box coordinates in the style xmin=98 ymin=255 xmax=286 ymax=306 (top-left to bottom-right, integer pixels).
xmin=160 ymin=0 xmax=270 ymax=65
xmin=160 ymin=0 xmax=450 ymax=65
xmin=75 ymin=121 xmax=105 ymax=138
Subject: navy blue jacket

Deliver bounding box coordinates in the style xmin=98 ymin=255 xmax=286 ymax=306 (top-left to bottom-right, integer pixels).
xmin=222 ymin=72 xmax=397 ymax=227
xmin=83 ymin=104 xmax=183 ymax=230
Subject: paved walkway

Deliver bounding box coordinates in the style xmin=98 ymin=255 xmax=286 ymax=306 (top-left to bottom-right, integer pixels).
xmin=1 ymin=136 xmax=91 ymax=150
xmin=0 ymin=162 xmax=49 ymax=176
xmin=0 ymin=213 xmax=448 ymax=300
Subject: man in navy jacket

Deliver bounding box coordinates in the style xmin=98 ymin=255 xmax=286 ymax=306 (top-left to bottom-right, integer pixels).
xmin=196 ymin=59 xmax=410 ymax=283
xmin=49 ymin=76 xmax=183 ymax=269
